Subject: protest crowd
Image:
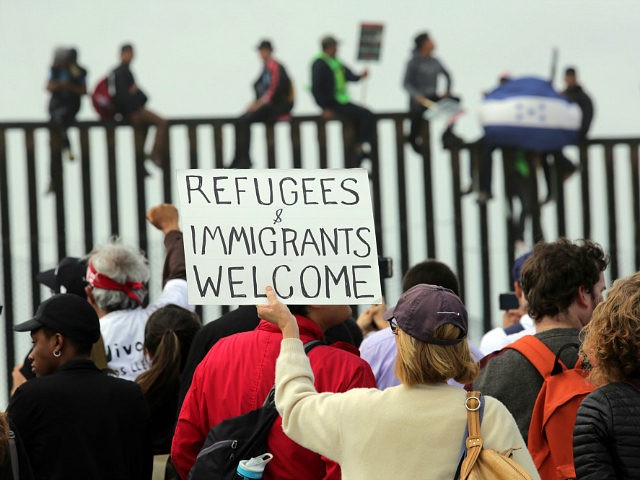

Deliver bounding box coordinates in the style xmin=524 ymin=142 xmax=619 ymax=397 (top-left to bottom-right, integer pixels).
xmin=2 ymin=27 xmax=638 ymax=480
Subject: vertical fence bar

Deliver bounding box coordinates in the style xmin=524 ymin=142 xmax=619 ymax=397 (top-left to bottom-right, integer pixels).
xmin=369 ymin=123 xmax=383 ymax=254
xmin=317 ymin=120 xmax=328 ymax=169
xmin=163 ymin=124 xmax=173 ymax=204
xmin=478 ymin=202 xmax=492 ymax=332
xmin=394 ymin=119 xmax=410 ymax=276
xmin=604 ymin=143 xmax=618 ymax=279
xmin=0 ymin=128 xmax=15 ymax=398
xmin=554 ymin=159 xmax=567 ymax=238
xmin=449 ymin=147 xmax=466 ymax=301
xmin=188 ymin=124 xmax=199 ymax=169
xmin=25 ymin=129 xmax=41 ymax=312
xmin=501 ymin=150 xmax=515 ymax=281
xmin=290 ymin=119 xmax=302 ymax=168
xmin=530 ymin=154 xmax=543 ymax=242
xmin=79 ymin=127 xmax=94 ymax=253
xmin=213 ymin=122 xmax=225 ymax=169
xmin=579 ymin=143 xmax=591 ymax=239
xmin=134 ymin=127 xmax=148 ymax=256
xmin=266 ymin=123 xmax=276 ymax=169
xmin=105 ymin=125 xmax=119 ymax=236
xmin=419 ymin=121 xmax=436 ymax=259
xmin=49 ymin=128 xmax=66 ymax=258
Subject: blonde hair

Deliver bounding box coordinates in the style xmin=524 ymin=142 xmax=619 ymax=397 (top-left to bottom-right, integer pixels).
xmin=581 ymin=272 xmax=640 ymax=386
xmin=394 ymin=324 xmax=479 ymax=386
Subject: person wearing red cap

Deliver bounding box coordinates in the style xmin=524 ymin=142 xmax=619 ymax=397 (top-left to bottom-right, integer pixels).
xmin=258 ymin=284 xmax=539 ymax=479
xmin=85 ymin=203 xmax=192 ymax=381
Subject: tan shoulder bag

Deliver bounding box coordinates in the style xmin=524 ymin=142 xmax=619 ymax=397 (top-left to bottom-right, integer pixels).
xmin=456 ymin=391 xmax=532 ymax=480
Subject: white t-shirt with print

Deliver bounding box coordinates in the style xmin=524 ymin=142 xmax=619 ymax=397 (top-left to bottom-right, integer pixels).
xmin=100 ymin=279 xmax=192 ymax=381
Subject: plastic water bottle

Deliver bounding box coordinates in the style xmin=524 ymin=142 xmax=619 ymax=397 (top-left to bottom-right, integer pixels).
xmin=235 ymin=453 xmax=274 ymax=479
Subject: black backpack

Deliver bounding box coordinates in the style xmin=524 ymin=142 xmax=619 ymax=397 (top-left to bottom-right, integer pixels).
xmin=188 ymin=340 xmax=322 ymax=480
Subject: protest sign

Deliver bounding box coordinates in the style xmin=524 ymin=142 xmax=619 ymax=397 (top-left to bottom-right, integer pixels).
xmin=357 ymin=22 xmax=384 ymax=61
xmin=177 ymin=169 xmax=383 ymax=305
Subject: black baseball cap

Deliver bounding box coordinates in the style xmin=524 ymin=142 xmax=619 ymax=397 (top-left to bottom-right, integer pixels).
xmin=36 ymin=257 xmax=88 ymax=299
xmin=14 ymin=294 xmax=100 ymax=343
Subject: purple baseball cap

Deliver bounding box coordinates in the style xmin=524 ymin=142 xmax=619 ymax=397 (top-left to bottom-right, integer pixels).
xmin=383 ymin=284 xmax=467 ymax=345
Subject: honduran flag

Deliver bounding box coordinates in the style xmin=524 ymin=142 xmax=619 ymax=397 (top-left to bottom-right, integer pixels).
xmin=479 ymin=76 xmax=581 ymax=151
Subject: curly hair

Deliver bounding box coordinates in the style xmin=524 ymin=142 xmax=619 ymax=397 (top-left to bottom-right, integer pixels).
xmin=520 ymin=238 xmax=608 ymax=320
xmin=581 ymin=272 xmax=640 ymax=385
xmin=394 ymin=324 xmax=478 ymax=386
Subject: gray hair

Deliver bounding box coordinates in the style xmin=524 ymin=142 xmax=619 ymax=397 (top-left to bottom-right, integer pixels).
xmin=89 ymin=238 xmax=149 ymax=312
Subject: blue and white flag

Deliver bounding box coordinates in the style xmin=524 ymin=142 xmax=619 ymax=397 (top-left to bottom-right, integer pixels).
xmin=479 ymin=76 xmax=581 ymax=151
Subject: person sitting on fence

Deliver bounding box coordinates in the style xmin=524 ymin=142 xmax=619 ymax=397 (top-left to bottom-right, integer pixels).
xmin=311 ymin=35 xmax=375 ymax=167
xmin=8 ymin=294 xmax=152 ymax=479
xmin=112 ymin=43 xmax=168 ymax=171
xmin=228 ymin=39 xmax=294 ymax=169
xmin=573 ymin=271 xmax=640 ymax=479
xmin=258 ymin=284 xmax=538 ymax=479
xmin=46 ymin=46 xmax=87 ymax=162
xmin=403 ymin=32 xmax=458 ymax=154
xmin=84 ymin=203 xmax=192 ymax=381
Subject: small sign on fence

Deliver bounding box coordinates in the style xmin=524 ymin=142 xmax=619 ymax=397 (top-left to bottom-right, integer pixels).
xmin=177 ymin=168 xmax=382 ymax=305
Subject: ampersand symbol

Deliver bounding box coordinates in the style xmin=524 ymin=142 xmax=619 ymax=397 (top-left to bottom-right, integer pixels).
xmin=273 ymin=208 xmax=283 ymax=224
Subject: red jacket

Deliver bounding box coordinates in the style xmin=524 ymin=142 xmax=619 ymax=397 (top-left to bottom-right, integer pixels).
xmin=172 ymin=316 xmax=376 ymax=480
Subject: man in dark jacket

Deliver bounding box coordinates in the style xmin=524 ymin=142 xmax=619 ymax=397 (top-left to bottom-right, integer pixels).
xmin=543 ymin=67 xmax=595 ymax=201
xmin=229 ymin=40 xmax=294 ymax=169
xmin=112 ymin=43 xmax=168 ymax=170
xmin=563 ymin=67 xmax=594 ymax=140
xmin=311 ymin=35 xmax=374 ymax=167
xmin=8 ymin=294 xmax=152 ymax=479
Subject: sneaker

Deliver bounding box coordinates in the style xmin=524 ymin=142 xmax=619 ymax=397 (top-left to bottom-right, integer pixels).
xmin=44 ymin=180 xmax=55 ymax=195
xmin=63 ymin=148 xmax=75 ymax=161
xmin=476 ymin=191 xmax=493 ymax=205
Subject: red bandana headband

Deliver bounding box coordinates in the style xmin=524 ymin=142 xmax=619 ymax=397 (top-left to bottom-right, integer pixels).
xmin=86 ymin=263 xmax=145 ymax=304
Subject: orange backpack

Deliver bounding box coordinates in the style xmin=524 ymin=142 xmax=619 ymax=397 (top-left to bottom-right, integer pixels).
xmin=507 ymin=335 xmax=595 ymax=480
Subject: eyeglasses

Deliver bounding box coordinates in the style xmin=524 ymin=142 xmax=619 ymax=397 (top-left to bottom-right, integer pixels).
xmin=387 ymin=317 xmax=398 ymax=335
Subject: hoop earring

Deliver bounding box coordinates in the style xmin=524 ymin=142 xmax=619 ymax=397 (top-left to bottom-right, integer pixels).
xmin=53 ymin=350 xmax=62 ymax=358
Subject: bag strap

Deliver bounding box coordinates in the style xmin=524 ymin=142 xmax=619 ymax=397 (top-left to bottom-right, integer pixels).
xmin=263 ymin=339 xmax=324 ymax=408
xmin=506 ymin=335 xmax=565 ymax=377
xmin=455 ymin=391 xmax=485 ymax=480
xmin=8 ymin=430 xmax=19 ymax=480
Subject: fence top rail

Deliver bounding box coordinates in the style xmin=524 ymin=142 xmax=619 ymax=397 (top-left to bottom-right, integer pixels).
xmin=1 ymin=116 xmax=638 ymax=148
xmin=0 ymin=111 xmax=412 ymax=130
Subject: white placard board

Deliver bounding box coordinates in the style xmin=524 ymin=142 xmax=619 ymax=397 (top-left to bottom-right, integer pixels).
xmin=177 ymin=169 xmax=382 ymax=305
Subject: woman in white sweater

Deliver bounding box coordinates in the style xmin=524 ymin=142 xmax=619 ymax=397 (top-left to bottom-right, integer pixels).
xmin=257 ymin=283 xmax=540 ymax=480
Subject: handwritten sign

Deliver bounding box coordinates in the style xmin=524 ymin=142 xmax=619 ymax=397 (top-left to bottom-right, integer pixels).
xmin=177 ymin=169 xmax=382 ymax=305
xmin=357 ymin=23 xmax=384 ymax=61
